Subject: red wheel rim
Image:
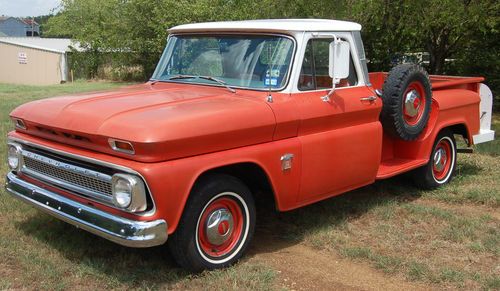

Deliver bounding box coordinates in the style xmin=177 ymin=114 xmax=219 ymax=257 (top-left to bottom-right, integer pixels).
xmin=432 ymin=139 xmax=452 ymax=181
xmin=197 ymin=196 xmax=244 ymax=258
xmin=402 ymin=81 xmax=426 ymax=126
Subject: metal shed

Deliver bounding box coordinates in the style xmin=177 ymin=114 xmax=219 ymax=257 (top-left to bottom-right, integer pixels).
xmin=0 ymin=37 xmax=79 ymax=85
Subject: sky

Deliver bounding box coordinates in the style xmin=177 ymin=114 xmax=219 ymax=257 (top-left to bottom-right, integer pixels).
xmin=0 ymin=0 xmax=61 ymax=17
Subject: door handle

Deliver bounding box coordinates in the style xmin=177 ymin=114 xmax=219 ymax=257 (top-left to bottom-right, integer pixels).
xmin=360 ymin=96 xmax=377 ymax=102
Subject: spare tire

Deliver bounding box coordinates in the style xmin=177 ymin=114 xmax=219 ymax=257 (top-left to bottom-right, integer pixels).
xmin=380 ymin=64 xmax=432 ymax=141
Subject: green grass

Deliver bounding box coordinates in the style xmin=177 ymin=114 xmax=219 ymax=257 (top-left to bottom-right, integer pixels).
xmin=476 ymin=115 xmax=500 ymax=156
xmin=261 ymin=148 xmax=499 ymax=289
xmin=0 ymin=81 xmax=279 ymax=290
xmin=0 ymin=81 xmax=498 ymax=290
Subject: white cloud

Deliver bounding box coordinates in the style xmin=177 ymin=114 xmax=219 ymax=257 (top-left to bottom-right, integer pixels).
xmin=0 ymin=0 xmax=61 ymax=17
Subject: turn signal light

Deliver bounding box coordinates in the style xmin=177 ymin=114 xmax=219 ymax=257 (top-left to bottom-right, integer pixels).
xmin=108 ymin=138 xmax=135 ymax=154
xmin=12 ymin=118 xmax=26 ymax=129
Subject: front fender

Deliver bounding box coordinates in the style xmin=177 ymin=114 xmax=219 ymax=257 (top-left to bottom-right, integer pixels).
xmin=145 ymin=138 xmax=302 ymax=234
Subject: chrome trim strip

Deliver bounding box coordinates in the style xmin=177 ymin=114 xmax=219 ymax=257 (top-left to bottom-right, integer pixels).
xmin=22 ymin=167 xmax=114 ymax=204
xmin=7 ymin=137 xmax=157 ymax=217
xmin=22 ymin=150 xmax=112 ymax=183
xmin=20 ymin=149 xmax=114 ymax=204
xmin=5 ymin=172 xmax=167 ymax=248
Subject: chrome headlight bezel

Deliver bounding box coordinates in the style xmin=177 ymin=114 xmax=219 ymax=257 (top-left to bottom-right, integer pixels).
xmin=111 ymin=173 xmax=147 ymax=212
xmin=7 ymin=142 xmax=23 ymax=171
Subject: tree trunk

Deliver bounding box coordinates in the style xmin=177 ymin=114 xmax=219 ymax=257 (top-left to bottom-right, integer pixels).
xmin=434 ymin=55 xmax=445 ymax=75
xmin=427 ymin=40 xmax=448 ymax=75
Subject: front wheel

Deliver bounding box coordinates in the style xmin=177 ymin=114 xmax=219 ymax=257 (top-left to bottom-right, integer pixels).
xmin=412 ymin=130 xmax=457 ymax=189
xmin=168 ymin=174 xmax=255 ymax=272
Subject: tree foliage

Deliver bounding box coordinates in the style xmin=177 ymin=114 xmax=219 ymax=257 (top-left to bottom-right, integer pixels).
xmin=45 ymin=0 xmax=499 ymax=101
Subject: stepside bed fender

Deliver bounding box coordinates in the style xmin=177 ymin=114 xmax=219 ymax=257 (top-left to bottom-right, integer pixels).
xmin=421 ymin=89 xmax=480 ymax=157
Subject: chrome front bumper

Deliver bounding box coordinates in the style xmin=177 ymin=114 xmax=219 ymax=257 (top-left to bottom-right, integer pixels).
xmin=5 ymin=172 xmax=168 ymax=248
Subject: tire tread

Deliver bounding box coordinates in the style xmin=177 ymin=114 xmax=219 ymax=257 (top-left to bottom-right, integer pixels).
xmin=168 ymin=174 xmax=255 ymax=272
xmin=380 ymin=64 xmax=432 ymax=141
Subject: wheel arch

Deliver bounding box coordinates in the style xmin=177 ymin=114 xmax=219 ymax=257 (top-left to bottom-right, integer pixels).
xmin=193 ymin=162 xmax=277 ymax=208
xmin=170 ymin=161 xmax=280 ymax=232
xmin=446 ymin=123 xmax=472 ymax=146
xmin=401 ymin=117 xmax=471 ymax=164
xmin=435 ymin=122 xmax=472 ymax=146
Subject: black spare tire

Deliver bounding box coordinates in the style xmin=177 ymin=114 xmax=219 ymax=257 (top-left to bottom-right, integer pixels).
xmin=380 ymin=64 xmax=432 ymax=141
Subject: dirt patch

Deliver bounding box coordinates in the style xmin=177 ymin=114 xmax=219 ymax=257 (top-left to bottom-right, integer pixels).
xmin=246 ymin=235 xmax=432 ymax=291
xmin=415 ymin=198 xmax=500 ymax=220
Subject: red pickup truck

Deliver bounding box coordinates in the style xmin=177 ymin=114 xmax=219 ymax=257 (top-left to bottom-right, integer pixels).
xmin=5 ymin=19 xmax=495 ymax=271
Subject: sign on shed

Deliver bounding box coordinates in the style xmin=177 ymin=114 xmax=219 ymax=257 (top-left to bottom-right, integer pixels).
xmin=18 ymin=52 xmax=27 ymax=64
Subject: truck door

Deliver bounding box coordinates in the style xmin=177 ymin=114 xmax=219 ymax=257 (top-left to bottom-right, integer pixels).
xmin=296 ymin=35 xmax=383 ymax=203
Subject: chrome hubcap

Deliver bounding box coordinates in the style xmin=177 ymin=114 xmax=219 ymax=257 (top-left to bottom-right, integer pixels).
xmin=433 ymin=148 xmax=447 ymax=172
xmin=404 ymin=90 xmax=420 ymax=117
xmin=205 ymin=208 xmax=234 ymax=245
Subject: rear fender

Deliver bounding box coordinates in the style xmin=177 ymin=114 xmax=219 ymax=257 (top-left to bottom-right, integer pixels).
xmin=392 ymin=90 xmax=479 ymax=161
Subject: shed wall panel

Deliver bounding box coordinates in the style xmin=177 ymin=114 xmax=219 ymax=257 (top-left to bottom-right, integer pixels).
xmin=0 ymin=42 xmax=62 ymax=85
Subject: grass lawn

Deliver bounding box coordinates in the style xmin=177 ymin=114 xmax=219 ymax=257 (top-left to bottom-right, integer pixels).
xmin=0 ymin=81 xmax=498 ymax=290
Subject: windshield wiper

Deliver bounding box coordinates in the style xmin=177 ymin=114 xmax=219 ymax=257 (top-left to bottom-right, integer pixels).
xmin=198 ymin=76 xmax=236 ymax=93
xmin=167 ymin=75 xmax=236 ymax=93
xmin=168 ymin=74 xmax=197 ymax=80
xmin=149 ymin=76 xmax=194 ymax=85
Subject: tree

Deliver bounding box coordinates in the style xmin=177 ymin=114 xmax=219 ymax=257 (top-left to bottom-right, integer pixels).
xmin=348 ymin=0 xmax=415 ymax=72
xmin=348 ymin=0 xmax=499 ymax=75
xmin=46 ymin=0 xmax=499 ymax=104
xmin=412 ymin=0 xmax=499 ymax=74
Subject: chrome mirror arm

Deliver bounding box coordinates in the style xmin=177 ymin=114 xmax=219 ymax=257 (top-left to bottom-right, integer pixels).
xmin=321 ymin=80 xmax=337 ymax=102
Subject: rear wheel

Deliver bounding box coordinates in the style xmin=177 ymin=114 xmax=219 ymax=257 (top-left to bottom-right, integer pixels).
xmin=168 ymin=174 xmax=255 ymax=272
xmin=412 ymin=130 xmax=457 ymax=189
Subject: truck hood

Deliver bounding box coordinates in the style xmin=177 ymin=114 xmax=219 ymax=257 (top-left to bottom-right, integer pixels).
xmin=10 ymin=83 xmax=276 ymax=162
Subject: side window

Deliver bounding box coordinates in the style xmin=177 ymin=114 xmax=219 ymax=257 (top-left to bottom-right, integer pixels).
xmin=298 ymin=38 xmax=358 ymax=91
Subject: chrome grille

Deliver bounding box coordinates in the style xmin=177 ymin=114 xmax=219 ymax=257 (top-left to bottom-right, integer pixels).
xmin=21 ymin=150 xmax=113 ymax=203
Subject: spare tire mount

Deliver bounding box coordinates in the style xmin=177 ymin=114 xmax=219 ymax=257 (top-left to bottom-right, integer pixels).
xmin=380 ymin=64 xmax=432 ymax=141
xmin=403 ymin=81 xmax=427 ymax=126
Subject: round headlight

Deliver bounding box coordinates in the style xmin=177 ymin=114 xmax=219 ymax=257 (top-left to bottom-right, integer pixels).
xmin=7 ymin=143 xmax=22 ymax=171
xmin=112 ymin=178 xmax=132 ymax=208
xmin=111 ymin=173 xmax=147 ymax=212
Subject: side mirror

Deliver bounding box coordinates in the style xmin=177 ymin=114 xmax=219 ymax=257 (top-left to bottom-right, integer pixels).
xmin=322 ymin=39 xmax=350 ymax=102
xmin=328 ymin=40 xmax=350 ymax=83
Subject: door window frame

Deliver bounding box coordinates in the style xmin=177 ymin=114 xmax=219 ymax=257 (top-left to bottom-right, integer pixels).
xmin=290 ymin=31 xmax=366 ymax=93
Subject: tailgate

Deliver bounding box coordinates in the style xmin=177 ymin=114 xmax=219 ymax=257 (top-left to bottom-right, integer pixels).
xmin=473 ymin=84 xmax=495 ymax=144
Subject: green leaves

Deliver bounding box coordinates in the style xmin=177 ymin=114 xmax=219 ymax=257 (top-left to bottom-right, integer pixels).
xmin=44 ymin=0 xmax=499 ymax=101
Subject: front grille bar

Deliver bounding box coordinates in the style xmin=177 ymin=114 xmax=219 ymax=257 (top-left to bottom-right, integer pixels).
xmin=20 ymin=150 xmax=114 ymax=204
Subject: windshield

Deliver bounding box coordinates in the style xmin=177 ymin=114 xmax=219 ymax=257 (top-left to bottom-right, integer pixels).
xmin=151 ymin=34 xmax=295 ymax=90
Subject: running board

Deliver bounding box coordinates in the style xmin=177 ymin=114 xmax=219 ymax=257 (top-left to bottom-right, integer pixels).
xmin=376 ymin=158 xmax=428 ymax=180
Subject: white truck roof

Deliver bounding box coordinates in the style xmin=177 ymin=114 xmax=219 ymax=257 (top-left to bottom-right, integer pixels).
xmin=168 ymin=19 xmax=362 ymax=34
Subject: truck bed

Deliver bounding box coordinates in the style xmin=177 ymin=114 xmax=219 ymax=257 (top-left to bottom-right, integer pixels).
xmin=369 ymin=72 xmax=484 ymax=92
xmin=369 ymin=72 xmax=486 ymax=179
